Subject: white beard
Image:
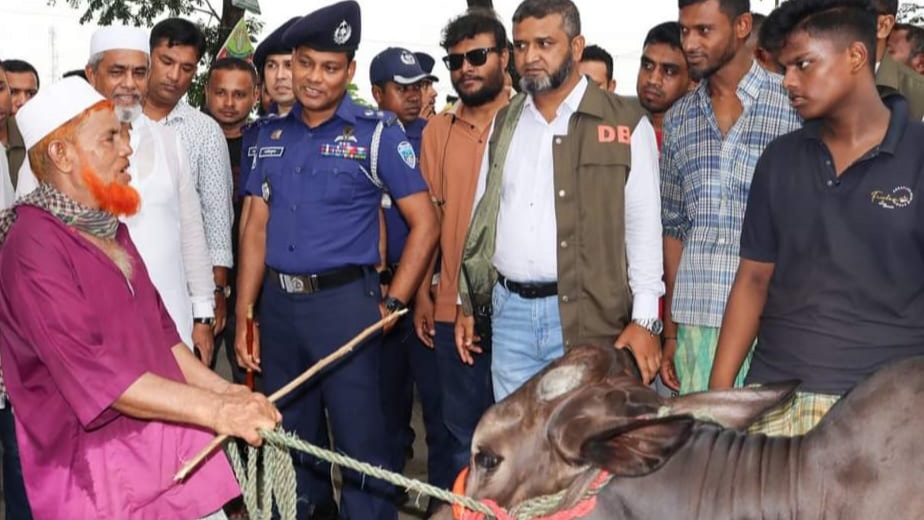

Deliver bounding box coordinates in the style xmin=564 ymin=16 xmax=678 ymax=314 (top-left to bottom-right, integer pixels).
xmin=115 ymin=103 xmax=142 ymax=123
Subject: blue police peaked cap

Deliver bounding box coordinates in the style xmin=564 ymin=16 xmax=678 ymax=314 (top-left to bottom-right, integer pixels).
xmin=414 ymin=52 xmax=439 ymax=82
xmin=282 ymin=0 xmax=361 ymax=53
xmin=370 ymin=47 xmax=428 ymax=85
xmin=254 ymin=16 xmax=301 ymax=74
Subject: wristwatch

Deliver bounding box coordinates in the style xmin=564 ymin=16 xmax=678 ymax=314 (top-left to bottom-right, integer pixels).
xmin=214 ymin=285 xmax=231 ymax=298
xmin=383 ymin=296 xmax=406 ymax=313
xmin=193 ymin=317 xmax=215 ymax=326
xmin=633 ymin=318 xmax=664 ymax=336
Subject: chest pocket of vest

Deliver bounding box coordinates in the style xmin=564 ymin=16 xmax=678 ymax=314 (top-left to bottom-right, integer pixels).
xmin=576 ymin=140 xmax=631 ymax=205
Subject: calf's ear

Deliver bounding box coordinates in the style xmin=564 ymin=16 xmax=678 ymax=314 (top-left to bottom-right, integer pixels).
xmin=666 ymin=381 xmax=798 ymax=430
xmin=547 ymin=383 xmax=662 ymax=466
xmin=579 ymin=416 xmax=694 ymax=477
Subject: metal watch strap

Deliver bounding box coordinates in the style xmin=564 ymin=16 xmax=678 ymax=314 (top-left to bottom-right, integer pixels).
xmin=633 ymin=318 xmax=663 ymax=335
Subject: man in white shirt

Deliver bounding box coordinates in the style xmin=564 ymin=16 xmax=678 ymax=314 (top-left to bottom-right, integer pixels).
xmin=143 ymin=18 xmax=234 ymax=338
xmin=16 ymin=26 xmax=216 ymax=363
xmin=459 ymin=0 xmax=664 ymax=400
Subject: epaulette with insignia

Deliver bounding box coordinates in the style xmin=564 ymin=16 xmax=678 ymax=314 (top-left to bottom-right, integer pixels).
xmin=242 ymin=113 xmax=282 ymax=134
xmin=359 ymin=108 xmax=400 ymax=127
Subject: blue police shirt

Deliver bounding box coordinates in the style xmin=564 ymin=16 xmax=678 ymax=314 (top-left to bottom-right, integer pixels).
xmin=383 ymin=117 xmax=426 ymax=265
xmin=246 ymin=95 xmax=428 ymax=274
xmin=240 ymin=113 xmax=282 ymax=198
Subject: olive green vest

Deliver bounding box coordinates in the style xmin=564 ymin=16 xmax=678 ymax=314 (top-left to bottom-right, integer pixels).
xmin=460 ymin=85 xmax=645 ymax=349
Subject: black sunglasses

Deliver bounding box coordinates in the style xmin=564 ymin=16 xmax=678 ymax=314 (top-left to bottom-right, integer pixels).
xmin=442 ymin=47 xmax=501 ymax=71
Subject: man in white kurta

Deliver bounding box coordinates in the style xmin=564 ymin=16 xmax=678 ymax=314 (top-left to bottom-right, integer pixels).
xmin=15 ymin=26 xmax=214 ymax=354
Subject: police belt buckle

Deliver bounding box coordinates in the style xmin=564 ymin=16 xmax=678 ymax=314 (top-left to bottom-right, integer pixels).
xmin=279 ymin=272 xmax=320 ymax=294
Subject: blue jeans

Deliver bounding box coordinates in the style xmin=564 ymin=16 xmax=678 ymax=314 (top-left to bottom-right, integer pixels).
xmin=432 ymin=322 xmax=493 ymax=478
xmin=0 ymin=405 xmax=32 ymax=520
xmin=491 ymin=283 xmax=565 ymax=401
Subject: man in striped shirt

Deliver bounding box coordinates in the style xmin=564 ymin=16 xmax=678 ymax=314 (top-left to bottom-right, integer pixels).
xmin=660 ymin=0 xmax=801 ymax=394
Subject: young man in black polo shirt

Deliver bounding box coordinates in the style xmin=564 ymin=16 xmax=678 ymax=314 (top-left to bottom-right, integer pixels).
xmin=710 ymin=0 xmax=924 ymax=436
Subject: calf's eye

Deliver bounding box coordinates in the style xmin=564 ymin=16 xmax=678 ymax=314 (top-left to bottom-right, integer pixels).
xmin=475 ymin=451 xmax=503 ymax=470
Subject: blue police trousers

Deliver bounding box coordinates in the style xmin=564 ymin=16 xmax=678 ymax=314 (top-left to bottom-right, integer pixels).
xmin=260 ymin=269 xmax=396 ymax=520
xmin=381 ymin=313 xmax=455 ymax=492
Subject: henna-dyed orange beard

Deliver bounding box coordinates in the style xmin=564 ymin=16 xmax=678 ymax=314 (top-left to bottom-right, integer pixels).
xmin=81 ymin=165 xmax=141 ymax=217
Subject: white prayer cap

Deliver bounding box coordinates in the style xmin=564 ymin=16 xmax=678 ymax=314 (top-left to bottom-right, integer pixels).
xmin=16 ymin=77 xmax=106 ymax=150
xmin=89 ymin=25 xmax=150 ymax=56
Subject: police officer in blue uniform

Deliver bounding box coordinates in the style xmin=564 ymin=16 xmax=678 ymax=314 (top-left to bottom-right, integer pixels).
xmin=236 ymin=2 xmax=439 ymax=519
xmin=238 ymin=17 xmax=340 ymax=520
xmin=239 ymin=16 xmax=301 ymax=198
xmin=369 ymin=47 xmax=454 ymax=511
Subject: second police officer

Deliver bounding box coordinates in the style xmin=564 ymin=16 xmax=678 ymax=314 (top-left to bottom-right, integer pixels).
xmin=235 ymin=2 xmax=439 ymax=519
xmin=368 ymin=46 xmax=455 ymax=513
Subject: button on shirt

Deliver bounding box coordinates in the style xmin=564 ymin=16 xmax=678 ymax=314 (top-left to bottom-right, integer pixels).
xmin=159 ymin=100 xmax=234 ymax=269
xmin=660 ymin=62 xmax=802 ymax=327
xmin=476 ymin=77 xmax=664 ymax=319
xmin=246 ymin=97 xmax=428 ymax=274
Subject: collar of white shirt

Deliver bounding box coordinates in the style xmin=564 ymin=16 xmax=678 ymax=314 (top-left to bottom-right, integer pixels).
xmin=523 ymin=75 xmax=589 ymax=123
xmin=163 ymin=100 xmax=194 ymax=125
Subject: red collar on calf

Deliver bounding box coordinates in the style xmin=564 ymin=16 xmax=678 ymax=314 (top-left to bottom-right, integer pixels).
xmin=452 ymin=466 xmax=611 ymax=520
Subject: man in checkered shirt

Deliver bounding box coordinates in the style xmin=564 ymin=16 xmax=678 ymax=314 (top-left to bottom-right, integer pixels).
xmin=659 ymin=0 xmax=801 ymax=394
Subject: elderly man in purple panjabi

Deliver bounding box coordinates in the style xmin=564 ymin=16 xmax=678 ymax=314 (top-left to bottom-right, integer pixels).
xmin=0 ymin=78 xmax=280 ymax=519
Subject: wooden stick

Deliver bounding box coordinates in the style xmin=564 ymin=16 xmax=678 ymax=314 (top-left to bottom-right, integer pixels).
xmin=245 ymin=305 xmax=255 ymax=390
xmin=173 ymin=308 xmax=407 ymax=482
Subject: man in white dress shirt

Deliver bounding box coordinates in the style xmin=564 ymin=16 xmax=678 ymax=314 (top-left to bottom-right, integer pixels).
xmin=458 ymin=0 xmax=665 ymax=400
xmin=143 ymin=19 xmax=234 ymax=338
xmin=15 ymin=26 xmax=215 ymax=363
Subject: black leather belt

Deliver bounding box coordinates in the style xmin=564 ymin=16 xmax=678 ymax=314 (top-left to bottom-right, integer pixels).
xmin=379 ymin=263 xmax=399 ymax=285
xmin=498 ymin=274 xmax=558 ymax=299
xmin=268 ymin=265 xmax=366 ymax=294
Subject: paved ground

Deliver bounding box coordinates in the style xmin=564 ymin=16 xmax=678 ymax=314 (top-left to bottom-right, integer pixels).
xmin=398 ymin=401 xmax=432 ymax=520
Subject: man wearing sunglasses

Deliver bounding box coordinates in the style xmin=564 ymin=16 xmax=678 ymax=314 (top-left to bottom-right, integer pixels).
xmin=414 ymin=8 xmax=510 ymax=493
xmin=459 ymin=0 xmax=665 ymax=399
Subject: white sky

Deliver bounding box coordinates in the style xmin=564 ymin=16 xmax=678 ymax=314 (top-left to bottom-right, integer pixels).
xmin=2 ymin=0 xmax=782 ymax=100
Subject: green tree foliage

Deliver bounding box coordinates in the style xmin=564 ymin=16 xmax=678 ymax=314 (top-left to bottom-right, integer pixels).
xmin=54 ymin=0 xmax=198 ymax=26
xmin=347 ymin=83 xmax=374 ymax=107
xmin=899 ymin=2 xmax=924 ymax=26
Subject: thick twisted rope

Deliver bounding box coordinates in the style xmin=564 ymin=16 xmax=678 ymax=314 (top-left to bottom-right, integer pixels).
xmin=224 ymin=428 xmax=611 ymax=520
xmin=226 ymin=428 xmax=494 ymax=516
